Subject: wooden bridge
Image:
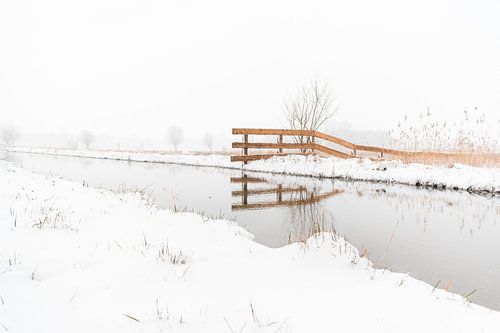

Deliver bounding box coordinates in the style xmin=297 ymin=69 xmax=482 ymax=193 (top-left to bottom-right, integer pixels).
xmin=231 ymin=128 xmax=500 ymax=166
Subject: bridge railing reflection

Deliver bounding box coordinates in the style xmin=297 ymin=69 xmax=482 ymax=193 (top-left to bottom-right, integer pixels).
xmin=230 ymin=175 xmax=342 ymax=211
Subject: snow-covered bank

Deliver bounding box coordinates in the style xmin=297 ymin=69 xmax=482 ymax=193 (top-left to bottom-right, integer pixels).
xmin=3 ymin=146 xmax=500 ymax=194
xmin=1 ymin=161 xmax=499 ymax=332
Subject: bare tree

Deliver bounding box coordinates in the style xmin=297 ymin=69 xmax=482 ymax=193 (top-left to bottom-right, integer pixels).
xmin=80 ymin=130 xmax=95 ymax=149
xmin=203 ymin=132 xmax=213 ymax=151
xmin=167 ymin=125 xmax=184 ymax=150
xmin=283 ymin=79 xmax=337 ymax=147
xmin=1 ymin=126 xmax=21 ymax=146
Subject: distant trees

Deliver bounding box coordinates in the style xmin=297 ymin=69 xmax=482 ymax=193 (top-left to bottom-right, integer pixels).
xmin=203 ymin=132 xmax=213 ymax=151
xmin=80 ymin=130 xmax=95 ymax=149
xmin=1 ymin=126 xmax=21 ymax=146
xmin=167 ymin=126 xmax=184 ymax=150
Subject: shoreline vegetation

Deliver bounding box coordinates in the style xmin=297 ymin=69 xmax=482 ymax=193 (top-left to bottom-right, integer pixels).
xmin=2 ymin=146 xmax=499 ymax=195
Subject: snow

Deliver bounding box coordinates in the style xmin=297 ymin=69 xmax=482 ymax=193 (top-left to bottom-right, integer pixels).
xmin=3 ymin=146 xmax=500 ymax=194
xmin=1 ymin=160 xmax=500 ymax=332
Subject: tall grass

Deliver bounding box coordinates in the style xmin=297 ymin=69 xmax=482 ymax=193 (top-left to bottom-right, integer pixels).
xmin=387 ymin=108 xmax=499 ymax=166
xmin=389 ymin=107 xmax=499 ymax=153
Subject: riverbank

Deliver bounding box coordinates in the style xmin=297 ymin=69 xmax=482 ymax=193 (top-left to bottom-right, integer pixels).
xmin=3 ymin=146 xmax=499 ymax=194
xmin=1 ymin=160 xmax=499 ymax=332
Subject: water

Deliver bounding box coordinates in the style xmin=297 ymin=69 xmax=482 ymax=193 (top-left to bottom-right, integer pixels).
xmin=2 ymin=151 xmax=499 ymax=310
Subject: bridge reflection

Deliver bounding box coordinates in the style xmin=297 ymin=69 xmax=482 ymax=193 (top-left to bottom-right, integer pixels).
xmin=230 ymin=175 xmax=342 ymax=211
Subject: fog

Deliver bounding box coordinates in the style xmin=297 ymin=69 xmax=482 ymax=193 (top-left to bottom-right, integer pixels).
xmin=1 ymin=0 xmax=499 ymax=149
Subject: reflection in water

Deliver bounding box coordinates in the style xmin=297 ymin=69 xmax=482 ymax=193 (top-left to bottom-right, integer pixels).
xmin=1 ymin=151 xmax=499 ymax=310
xmin=231 ymin=174 xmax=340 ymax=243
xmin=228 ymin=171 xmax=499 ymax=310
xmin=284 ymin=200 xmax=336 ymax=244
xmin=231 ymin=175 xmax=342 ymax=210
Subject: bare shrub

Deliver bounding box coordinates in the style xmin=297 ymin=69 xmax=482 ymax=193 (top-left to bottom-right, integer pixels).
xmin=283 ymin=79 xmax=337 ymax=145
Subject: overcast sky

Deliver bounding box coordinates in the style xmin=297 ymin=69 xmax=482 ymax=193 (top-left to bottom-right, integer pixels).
xmin=1 ymin=0 xmax=499 ymax=141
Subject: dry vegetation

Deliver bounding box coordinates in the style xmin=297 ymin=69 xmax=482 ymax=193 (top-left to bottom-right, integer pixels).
xmin=387 ymin=107 xmax=500 ymax=167
xmin=395 ymin=151 xmax=500 ymax=168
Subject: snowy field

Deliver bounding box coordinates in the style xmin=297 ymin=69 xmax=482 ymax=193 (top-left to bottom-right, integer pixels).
xmin=3 ymin=147 xmax=500 ymax=194
xmin=1 ymin=160 xmax=500 ymax=332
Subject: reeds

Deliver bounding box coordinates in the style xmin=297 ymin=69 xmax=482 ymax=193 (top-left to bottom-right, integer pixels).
xmin=388 ymin=108 xmax=499 ymax=167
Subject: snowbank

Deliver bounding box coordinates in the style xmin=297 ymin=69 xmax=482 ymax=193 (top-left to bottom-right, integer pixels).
xmin=4 ymin=146 xmax=499 ymax=194
xmin=1 ymin=161 xmax=499 ymax=332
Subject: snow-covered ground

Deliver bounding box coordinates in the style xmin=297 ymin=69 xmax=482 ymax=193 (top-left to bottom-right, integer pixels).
xmin=3 ymin=146 xmax=500 ymax=194
xmin=1 ymin=160 xmax=500 ymax=332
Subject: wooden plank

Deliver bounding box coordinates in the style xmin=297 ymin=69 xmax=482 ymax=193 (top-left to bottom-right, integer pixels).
xmin=232 ymin=142 xmax=315 ymax=149
xmin=312 ymin=144 xmax=353 ymax=159
xmin=353 ymin=144 xmax=407 ymax=156
xmin=231 ymin=190 xmax=343 ymax=210
xmin=232 ymin=200 xmax=310 ymax=210
xmin=231 ymin=186 xmax=306 ymax=197
xmin=230 ymin=153 xmax=311 ymax=162
xmin=230 ymin=176 xmax=267 ymax=184
xmin=313 ymin=131 xmax=357 ymax=150
xmin=233 ymin=128 xmax=315 ymax=136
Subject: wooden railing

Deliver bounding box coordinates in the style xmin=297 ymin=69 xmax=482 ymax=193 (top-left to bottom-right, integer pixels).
xmin=231 ymin=175 xmax=342 ymax=210
xmin=230 ymin=128 xmax=499 ymax=165
xmin=231 ymin=128 xmax=407 ymax=163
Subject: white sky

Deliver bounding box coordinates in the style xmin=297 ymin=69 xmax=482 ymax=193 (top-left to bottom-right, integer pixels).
xmin=1 ymin=0 xmax=499 ymax=141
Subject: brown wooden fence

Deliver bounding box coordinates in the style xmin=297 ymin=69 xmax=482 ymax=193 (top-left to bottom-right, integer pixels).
xmin=231 ymin=128 xmax=500 ymax=166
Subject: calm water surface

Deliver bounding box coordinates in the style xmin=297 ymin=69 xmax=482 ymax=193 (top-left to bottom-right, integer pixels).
xmin=2 ymin=151 xmax=499 ymax=310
